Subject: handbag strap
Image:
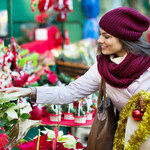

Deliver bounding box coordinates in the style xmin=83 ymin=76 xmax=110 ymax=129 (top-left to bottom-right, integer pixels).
xmin=97 ymin=78 xmax=107 ymax=108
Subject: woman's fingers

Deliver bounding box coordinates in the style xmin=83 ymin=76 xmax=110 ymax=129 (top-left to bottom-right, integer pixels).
xmin=0 ymin=87 xmax=32 ymax=97
xmin=0 ymin=88 xmax=7 ymax=92
xmin=0 ymin=88 xmax=11 ymax=93
xmin=5 ymin=88 xmax=19 ymax=93
xmin=0 ymin=88 xmax=17 ymax=93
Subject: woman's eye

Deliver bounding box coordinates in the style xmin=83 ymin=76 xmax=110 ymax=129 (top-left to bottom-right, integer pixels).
xmin=105 ymin=36 xmax=110 ymax=39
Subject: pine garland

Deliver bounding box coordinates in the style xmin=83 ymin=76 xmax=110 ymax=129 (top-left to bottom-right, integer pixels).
xmin=113 ymin=90 xmax=150 ymax=150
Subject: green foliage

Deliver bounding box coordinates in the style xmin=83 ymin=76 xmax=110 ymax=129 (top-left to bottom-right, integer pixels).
xmin=57 ymin=73 xmax=74 ymax=85
xmin=11 ymin=147 xmax=20 ymax=150
xmin=61 ymin=104 xmax=76 ymax=114
xmin=46 ymin=107 xmax=56 ymax=114
xmin=72 ymin=107 xmax=85 ymax=116
xmin=0 ymin=119 xmax=6 ymax=127
xmin=20 ymin=113 xmax=31 ymax=120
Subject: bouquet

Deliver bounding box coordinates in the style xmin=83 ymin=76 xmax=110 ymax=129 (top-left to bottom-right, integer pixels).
xmin=0 ymin=92 xmax=40 ymax=149
xmin=0 ymin=92 xmax=32 ymax=134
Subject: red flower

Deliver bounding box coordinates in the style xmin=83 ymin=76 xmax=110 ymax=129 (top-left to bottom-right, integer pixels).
xmin=17 ymin=140 xmax=36 ymax=150
xmin=48 ymin=72 xmax=57 ymax=84
xmin=76 ymin=142 xmax=84 ymax=149
xmin=0 ymin=133 xmax=8 ymax=150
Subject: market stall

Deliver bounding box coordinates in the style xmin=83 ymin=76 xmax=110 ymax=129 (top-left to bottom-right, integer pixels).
xmin=1 ymin=0 xmax=150 ymax=150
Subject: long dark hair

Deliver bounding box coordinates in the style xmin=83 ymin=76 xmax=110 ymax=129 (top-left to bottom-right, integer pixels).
xmin=97 ymin=38 xmax=150 ymax=56
xmin=120 ymin=38 xmax=150 ymax=56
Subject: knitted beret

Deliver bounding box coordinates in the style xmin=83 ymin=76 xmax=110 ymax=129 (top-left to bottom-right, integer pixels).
xmin=99 ymin=7 xmax=150 ymax=41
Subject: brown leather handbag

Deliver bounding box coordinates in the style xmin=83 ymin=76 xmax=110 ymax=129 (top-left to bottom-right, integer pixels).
xmin=86 ymin=79 xmax=118 ymax=150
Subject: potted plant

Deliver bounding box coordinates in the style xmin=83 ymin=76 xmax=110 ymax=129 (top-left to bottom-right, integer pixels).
xmin=46 ymin=104 xmax=62 ymax=122
xmin=61 ymin=103 xmax=75 ymax=120
xmin=83 ymin=97 xmax=96 ymax=120
xmin=73 ymin=101 xmax=86 ymax=124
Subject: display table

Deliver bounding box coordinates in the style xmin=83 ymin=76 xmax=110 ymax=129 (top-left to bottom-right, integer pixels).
xmin=41 ymin=116 xmax=94 ymax=127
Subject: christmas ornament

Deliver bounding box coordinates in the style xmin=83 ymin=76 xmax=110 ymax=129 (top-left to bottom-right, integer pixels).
xmin=2 ymin=37 xmax=18 ymax=72
xmin=54 ymin=0 xmax=73 ymax=22
xmin=31 ymin=0 xmax=39 ymax=12
xmin=53 ymin=0 xmax=65 ymax=11
xmin=56 ymin=11 xmax=67 ymax=22
xmin=132 ymin=109 xmax=144 ymax=121
xmin=65 ymin=0 xmax=73 ymax=12
xmin=38 ymin=0 xmax=53 ymax=13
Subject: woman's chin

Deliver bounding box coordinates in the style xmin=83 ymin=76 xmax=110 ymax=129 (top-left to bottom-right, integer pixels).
xmin=101 ymin=52 xmax=110 ymax=55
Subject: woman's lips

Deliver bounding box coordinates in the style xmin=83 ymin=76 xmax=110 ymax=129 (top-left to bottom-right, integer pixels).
xmin=101 ymin=46 xmax=107 ymax=50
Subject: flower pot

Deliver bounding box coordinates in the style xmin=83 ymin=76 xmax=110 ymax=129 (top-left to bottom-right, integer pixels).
xmin=74 ymin=116 xmax=86 ymax=124
xmin=42 ymin=106 xmax=49 ymax=117
xmin=86 ymin=112 xmax=93 ymax=120
xmin=63 ymin=113 xmax=74 ymax=120
xmin=29 ymin=105 xmax=43 ymax=120
xmin=49 ymin=113 xmax=62 ymax=122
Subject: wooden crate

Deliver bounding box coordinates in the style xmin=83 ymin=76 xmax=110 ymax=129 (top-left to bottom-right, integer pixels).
xmin=56 ymin=60 xmax=89 ymax=77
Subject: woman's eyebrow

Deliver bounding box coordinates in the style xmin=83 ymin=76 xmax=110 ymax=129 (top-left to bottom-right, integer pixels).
xmin=100 ymin=32 xmax=110 ymax=36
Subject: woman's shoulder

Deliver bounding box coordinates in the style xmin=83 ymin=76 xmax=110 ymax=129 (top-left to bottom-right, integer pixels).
xmin=127 ymin=67 xmax=150 ymax=95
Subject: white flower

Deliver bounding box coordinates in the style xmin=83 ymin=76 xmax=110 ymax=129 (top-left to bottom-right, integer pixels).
xmin=18 ymin=101 xmax=32 ymax=114
xmin=5 ymin=106 xmax=18 ymax=120
xmin=62 ymin=135 xmax=77 ymax=149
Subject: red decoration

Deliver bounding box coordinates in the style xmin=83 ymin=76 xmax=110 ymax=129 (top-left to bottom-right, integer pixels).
xmin=2 ymin=37 xmax=18 ymax=72
xmin=38 ymin=0 xmax=53 ymax=13
xmin=35 ymin=12 xmax=49 ymax=23
xmin=12 ymin=71 xmax=29 ymax=87
xmin=30 ymin=104 xmax=43 ymax=120
xmin=64 ymin=29 xmax=70 ymax=45
xmin=53 ymin=0 xmax=65 ymax=11
xmin=31 ymin=0 xmax=38 ymax=12
xmin=132 ymin=109 xmax=144 ymax=121
xmin=56 ymin=11 xmax=68 ymax=22
xmin=65 ymin=0 xmax=73 ymax=12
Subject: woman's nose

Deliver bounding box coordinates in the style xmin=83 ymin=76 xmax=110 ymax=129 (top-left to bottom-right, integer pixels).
xmin=97 ymin=35 xmax=104 ymax=43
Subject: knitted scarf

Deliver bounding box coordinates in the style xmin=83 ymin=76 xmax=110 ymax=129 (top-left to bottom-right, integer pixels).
xmin=97 ymin=53 xmax=150 ymax=88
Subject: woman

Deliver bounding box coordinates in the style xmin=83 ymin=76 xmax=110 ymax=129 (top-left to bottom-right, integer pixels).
xmin=1 ymin=7 xmax=150 ymax=112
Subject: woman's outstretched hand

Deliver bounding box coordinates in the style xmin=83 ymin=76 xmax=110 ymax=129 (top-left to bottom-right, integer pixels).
xmin=0 ymin=87 xmax=32 ymax=97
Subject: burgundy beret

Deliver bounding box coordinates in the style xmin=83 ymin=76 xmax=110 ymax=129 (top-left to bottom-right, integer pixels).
xmin=99 ymin=7 xmax=150 ymax=41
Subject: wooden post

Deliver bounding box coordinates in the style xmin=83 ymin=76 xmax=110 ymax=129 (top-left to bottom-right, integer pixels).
xmin=4 ymin=0 xmax=13 ymax=46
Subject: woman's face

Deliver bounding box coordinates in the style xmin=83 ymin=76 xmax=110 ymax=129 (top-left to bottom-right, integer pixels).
xmin=97 ymin=28 xmax=126 ymax=57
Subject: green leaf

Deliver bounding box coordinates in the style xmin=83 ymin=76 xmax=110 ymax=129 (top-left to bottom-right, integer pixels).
xmin=0 ymin=129 xmax=7 ymax=134
xmin=0 ymin=119 xmax=6 ymax=127
xmin=20 ymin=113 xmax=31 ymax=120
xmin=11 ymin=147 xmax=20 ymax=150
xmin=0 ymin=92 xmax=22 ymax=104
